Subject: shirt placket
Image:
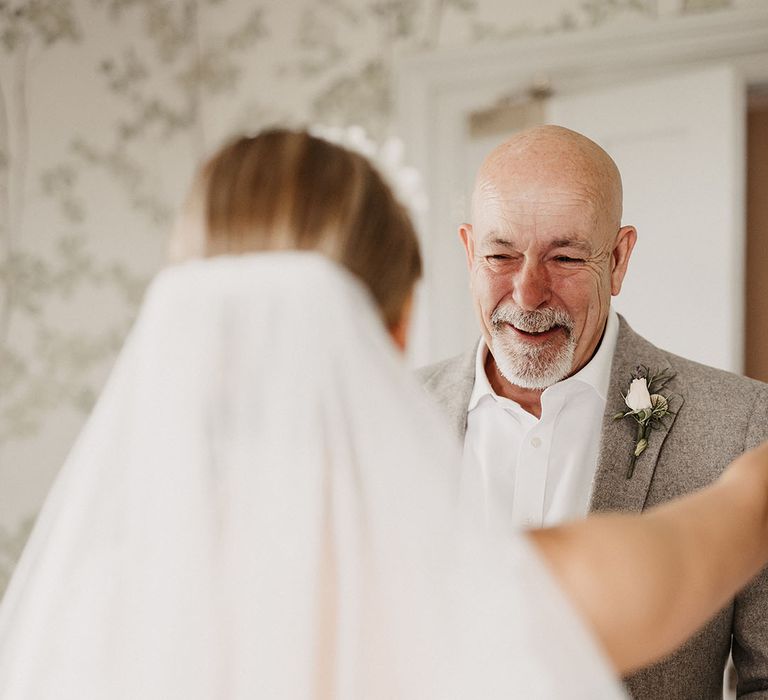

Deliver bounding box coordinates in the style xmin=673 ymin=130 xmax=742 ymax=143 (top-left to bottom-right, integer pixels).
xmin=511 ymin=395 xmax=565 ymax=529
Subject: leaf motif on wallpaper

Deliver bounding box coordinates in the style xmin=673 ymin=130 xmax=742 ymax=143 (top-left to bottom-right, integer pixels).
xmin=294 ymin=0 xmax=425 ymax=78
xmin=682 ymin=0 xmax=733 ymax=12
xmin=100 ymin=48 xmax=149 ymax=94
xmin=0 ymin=0 xmax=83 ymax=359
xmin=0 ymin=236 xmax=145 ymax=315
xmin=295 ymin=6 xmax=348 ymax=77
xmin=97 ymin=49 xmax=194 ymax=144
xmin=0 ymin=346 xmax=25 ymax=395
xmin=369 ymin=0 xmax=422 ymax=41
xmin=0 ymin=0 xmax=81 ymax=52
xmin=471 ymin=10 xmax=583 ymax=41
xmin=311 ymin=59 xmax=392 ymax=140
xmin=580 ymin=0 xmax=655 ymax=26
xmin=0 ymin=238 xmax=146 ymax=320
xmin=225 ymin=6 xmax=267 ymax=50
xmin=1 ymin=0 xmax=271 ymax=448
xmin=40 ymin=165 xmax=87 ymax=224
xmin=315 ymin=0 xmax=363 ymax=25
xmin=177 ymin=48 xmax=241 ymax=97
xmin=444 ymin=0 xmax=477 ymax=11
xmin=0 ymin=328 xmax=125 ymax=442
xmin=471 ymin=19 xmax=536 ymax=42
xmin=97 ymin=0 xmax=197 ymax=64
xmin=229 ymin=102 xmax=294 ymax=141
xmin=71 ymin=139 xmax=174 ymax=225
xmin=0 ymin=517 xmax=35 ymax=600
xmin=92 ymin=3 xmax=267 ymax=154
xmin=0 ymin=236 xmax=148 ymax=445
xmin=0 ymin=324 xmax=140 ymax=444
xmin=470 ymin=0 xmax=673 ymax=41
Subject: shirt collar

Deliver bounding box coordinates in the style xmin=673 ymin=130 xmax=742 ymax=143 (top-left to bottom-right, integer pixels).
xmin=468 ymin=308 xmax=619 ymax=411
xmin=468 ymin=337 xmax=497 ymax=412
xmin=565 ymin=309 xmax=618 ymax=401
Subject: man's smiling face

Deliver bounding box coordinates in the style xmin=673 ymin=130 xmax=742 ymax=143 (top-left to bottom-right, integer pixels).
xmin=459 ymin=126 xmax=636 ymax=392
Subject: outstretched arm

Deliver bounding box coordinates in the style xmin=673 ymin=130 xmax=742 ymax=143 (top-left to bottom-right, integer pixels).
xmin=529 ymin=441 xmax=768 ymax=675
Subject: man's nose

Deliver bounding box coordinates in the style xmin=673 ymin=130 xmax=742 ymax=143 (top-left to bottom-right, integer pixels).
xmin=512 ymin=259 xmax=551 ymax=310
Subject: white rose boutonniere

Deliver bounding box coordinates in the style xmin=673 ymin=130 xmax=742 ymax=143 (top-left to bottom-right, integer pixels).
xmin=625 ymin=377 xmax=652 ymax=412
xmin=614 ymin=366 xmax=675 ymax=479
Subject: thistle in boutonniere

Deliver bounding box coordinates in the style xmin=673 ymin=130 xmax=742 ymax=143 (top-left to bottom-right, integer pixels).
xmin=614 ymin=365 xmax=675 ymax=479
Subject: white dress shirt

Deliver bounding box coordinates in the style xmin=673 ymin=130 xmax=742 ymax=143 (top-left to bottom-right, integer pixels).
xmin=463 ymin=310 xmax=619 ymax=532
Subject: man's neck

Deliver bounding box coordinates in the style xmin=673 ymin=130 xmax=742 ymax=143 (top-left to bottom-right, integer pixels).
xmin=485 ymin=354 xmax=545 ymax=419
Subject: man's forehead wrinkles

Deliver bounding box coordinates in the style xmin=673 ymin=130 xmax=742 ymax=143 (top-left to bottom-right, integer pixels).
xmin=472 ymin=179 xmax=504 ymax=221
xmin=551 ymin=238 xmax=592 ymax=252
xmin=500 ymin=189 xmax=599 ymax=211
xmin=486 ymin=235 xmax=518 ymax=248
xmin=480 ymin=233 xmax=593 ymax=253
xmin=478 ymin=179 xmax=502 ymax=200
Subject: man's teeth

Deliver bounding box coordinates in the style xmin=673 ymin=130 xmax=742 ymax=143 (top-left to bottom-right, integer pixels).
xmin=513 ymin=325 xmax=552 ymax=334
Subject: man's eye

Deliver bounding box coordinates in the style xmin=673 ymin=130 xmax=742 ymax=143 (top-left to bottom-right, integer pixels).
xmin=486 ymin=254 xmax=511 ymax=261
xmin=554 ymin=256 xmax=584 ymax=263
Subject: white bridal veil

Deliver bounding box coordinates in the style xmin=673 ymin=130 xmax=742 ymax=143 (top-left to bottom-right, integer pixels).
xmin=0 ymin=253 xmax=625 ymax=699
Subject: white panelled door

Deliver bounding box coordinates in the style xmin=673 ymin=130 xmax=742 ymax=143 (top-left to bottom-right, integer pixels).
xmin=547 ymin=65 xmax=745 ymax=372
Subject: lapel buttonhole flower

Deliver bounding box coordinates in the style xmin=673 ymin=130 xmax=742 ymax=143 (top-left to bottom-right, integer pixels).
xmin=625 ymin=378 xmax=652 ymax=412
xmin=614 ymin=366 xmax=676 ymax=479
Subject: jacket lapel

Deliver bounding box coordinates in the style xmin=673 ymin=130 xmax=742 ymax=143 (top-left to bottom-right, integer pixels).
xmin=425 ymin=348 xmax=476 ymax=440
xmin=589 ymin=316 xmax=684 ymax=514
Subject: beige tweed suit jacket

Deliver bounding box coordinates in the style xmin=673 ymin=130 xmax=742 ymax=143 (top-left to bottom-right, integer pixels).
xmin=419 ymin=315 xmax=768 ymax=700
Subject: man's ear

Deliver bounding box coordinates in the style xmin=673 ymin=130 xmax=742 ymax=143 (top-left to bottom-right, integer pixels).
xmin=459 ymin=224 xmax=474 ymax=271
xmin=610 ymin=225 xmax=637 ymax=296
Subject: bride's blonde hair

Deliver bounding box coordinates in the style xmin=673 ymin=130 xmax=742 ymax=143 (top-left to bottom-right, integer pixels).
xmin=171 ymin=128 xmax=421 ymax=327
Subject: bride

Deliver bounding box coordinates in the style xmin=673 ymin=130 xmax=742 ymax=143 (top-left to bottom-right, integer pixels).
xmin=0 ymin=129 xmax=765 ymax=699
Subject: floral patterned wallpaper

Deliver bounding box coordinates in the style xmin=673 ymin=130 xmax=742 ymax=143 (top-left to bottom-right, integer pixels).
xmin=0 ymin=0 xmax=745 ymax=594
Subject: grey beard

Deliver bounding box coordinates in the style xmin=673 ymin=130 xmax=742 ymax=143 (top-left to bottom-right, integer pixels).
xmin=489 ymin=306 xmax=576 ymax=390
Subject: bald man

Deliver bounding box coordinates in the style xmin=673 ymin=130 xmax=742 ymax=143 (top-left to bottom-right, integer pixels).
xmin=420 ymin=126 xmax=768 ymax=699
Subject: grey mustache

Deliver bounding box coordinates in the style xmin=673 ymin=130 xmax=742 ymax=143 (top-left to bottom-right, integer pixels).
xmin=491 ymin=306 xmax=574 ymax=334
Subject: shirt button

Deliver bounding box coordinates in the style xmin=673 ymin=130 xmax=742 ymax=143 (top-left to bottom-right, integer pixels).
xmin=530 ymin=437 xmax=542 ymax=448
